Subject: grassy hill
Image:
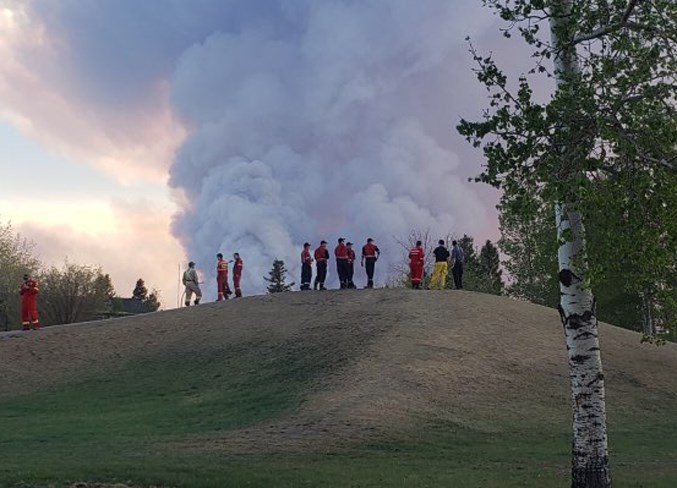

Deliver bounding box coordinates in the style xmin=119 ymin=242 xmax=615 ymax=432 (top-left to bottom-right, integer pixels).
xmin=1 ymin=289 xmax=676 ymax=487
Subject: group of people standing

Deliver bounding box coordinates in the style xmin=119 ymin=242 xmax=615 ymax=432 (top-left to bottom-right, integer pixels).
xmin=182 ymin=252 xmax=244 ymax=306
xmin=300 ymin=238 xmax=381 ymax=291
xmin=408 ymin=239 xmax=464 ymax=290
xmin=181 ymin=237 xmax=464 ymax=306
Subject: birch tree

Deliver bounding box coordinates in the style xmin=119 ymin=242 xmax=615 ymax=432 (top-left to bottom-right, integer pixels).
xmin=458 ymin=0 xmax=676 ymax=486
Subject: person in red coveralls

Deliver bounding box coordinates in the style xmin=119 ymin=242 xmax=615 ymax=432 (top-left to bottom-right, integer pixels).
xmin=313 ymin=240 xmax=329 ymax=290
xmin=300 ymin=243 xmax=313 ymax=290
xmin=20 ymin=274 xmax=40 ymax=330
xmin=346 ymin=242 xmax=357 ymax=289
xmin=216 ymin=253 xmax=232 ymax=300
xmin=408 ymin=240 xmax=425 ymax=289
xmin=232 ymin=252 xmax=243 ymax=298
xmin=361 ymin=238 xmax=380 ymax=289
xmin=334 ymin=237 xmax=349 ymax=289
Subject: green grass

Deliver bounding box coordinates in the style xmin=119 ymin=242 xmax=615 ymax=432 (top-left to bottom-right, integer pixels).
xmin=1 ymin=343 xmax=676 ymax=487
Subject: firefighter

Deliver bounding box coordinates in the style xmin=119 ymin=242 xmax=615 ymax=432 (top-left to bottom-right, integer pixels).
xmin=216 ymin=253 xmax=231 ymax=300
xmin=346 ymin=242 xmax=357 ymax=289
xmin=361 ymin=238 xmax=380 ymax=288
xmin=300 ymin=242 xmax=313 ymax=290
xmin=430 ymin=240 xmax=450 ymax=290
xmin=334 ymin=237 xmax=349 ymax=289
xmin=313 ymin=240 xmax=329 ymax=290
xmin=232 ymin=252 xmax=243 ymax=298
xmin=408 ymin=240 xmax=425 ymax=289
xmin=182 ymin=262 xmax=202 ymax=306
xmin=19 ymin=274 xmax=39 ymax=330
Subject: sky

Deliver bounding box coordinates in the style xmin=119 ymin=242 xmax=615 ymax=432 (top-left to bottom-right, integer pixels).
xmin=0 ymin=0 xmax=536 ymax=306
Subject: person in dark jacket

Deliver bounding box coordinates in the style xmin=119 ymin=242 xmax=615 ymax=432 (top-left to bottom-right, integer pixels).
xmin=361 ymin=238 xmax=380 ymax=288
xmin=451 ymin=240 xmax=465 ymax=289
xmin=334 ymin=237 xmax=349 ymax=289
xmin=313 ymin=241 xmax=330 ymax=290
xmin=300 ymin=243 xmax=313 ymax=290
xmin=346 ymin=242 xmax=357 ymax=289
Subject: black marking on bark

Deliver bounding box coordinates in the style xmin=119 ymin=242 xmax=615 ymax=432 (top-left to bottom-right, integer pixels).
xmin=588 ymin=346 xmax=600 ymax=352
xmin=567 ymin=310 xmax=595 ymax=331
xmin=574 ymin=331 xmax=596 ymax=341
xmin=558 ymin=304 xmax=567 ymax=327
xmin=559 ymin=268 xmax=582 ymax=287
xmin=585 ymin=372 xmax=604 ymax=387
xmin=571 ymin=354 xmax=589 ymax=364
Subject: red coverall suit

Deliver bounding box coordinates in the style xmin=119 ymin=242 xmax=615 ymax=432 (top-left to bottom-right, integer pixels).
xmin=232 ymin=257 xmax=243 ymax=298
xmin=335 ymin=243 xmax=349 ymax=289
xmin=20 ymin=278 xmax=40 ymax=330
xmin=216 ymin=258 xmax=231 ymax=300
xmin=408 ymin=246 xmax=425 ymax=289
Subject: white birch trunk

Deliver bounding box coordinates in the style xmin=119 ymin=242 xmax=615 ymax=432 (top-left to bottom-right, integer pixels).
xmin=549 ymin=1 xmax=612 ymax=486
xmin=556 ymin=206 xmax=611 ymax=487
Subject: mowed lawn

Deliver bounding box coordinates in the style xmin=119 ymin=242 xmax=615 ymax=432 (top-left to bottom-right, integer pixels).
xmin=1 ymin=343 xmax=676 ymax=488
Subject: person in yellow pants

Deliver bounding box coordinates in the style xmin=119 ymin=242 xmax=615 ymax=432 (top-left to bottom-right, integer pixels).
xmin=430 ymin=240 xmax=450 ymax=290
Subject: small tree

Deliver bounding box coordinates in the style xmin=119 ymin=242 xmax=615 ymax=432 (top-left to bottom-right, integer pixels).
xmin=39 ymin=261 xmax=117 ymax=326
xmin=131 ymin=278 xmax=160 ymax=311
xmin=145 ymin=288 xmax=161 ymax=312
xmin=499 ymin=198 xmax=560 ymax=308
xmin=264 ymin=259 xmax=294 ymax=293
xmin=132 ymin=279 xmax=148 ymax=300
xmin=478 ymin=240 xmax=504 ymax=295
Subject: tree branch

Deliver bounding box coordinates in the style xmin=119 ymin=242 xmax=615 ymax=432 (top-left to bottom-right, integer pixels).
xmin=572 ymin=0 xmax=640 ymax=43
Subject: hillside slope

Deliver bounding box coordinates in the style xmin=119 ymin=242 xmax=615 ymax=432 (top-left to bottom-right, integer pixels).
xmin=1 ymin=289 xmax=676 ymax=486
xmin=2 ymin=290 xmax=676 ymax=444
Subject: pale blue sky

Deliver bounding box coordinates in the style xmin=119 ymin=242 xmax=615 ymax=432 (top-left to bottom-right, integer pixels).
xmin=0 ymin=120 xmax=167 ymax=202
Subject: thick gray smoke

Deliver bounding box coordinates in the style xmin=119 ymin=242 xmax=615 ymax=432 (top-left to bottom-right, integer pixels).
xmin=168 ymin=0 xmax=497 ymax=295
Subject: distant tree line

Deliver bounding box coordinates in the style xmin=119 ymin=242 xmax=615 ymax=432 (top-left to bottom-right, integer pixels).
xmin=499 ymin=194 xmax=676 ymax=341
xmin=390 ymin=230 xmax=504 ymax=295
xmin=392 ymin=223 xmax=676 ymax=342
xmin=0 ymin=221 xmax=160 ymax=330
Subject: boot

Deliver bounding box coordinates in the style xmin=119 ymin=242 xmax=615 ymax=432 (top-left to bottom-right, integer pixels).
xmin=313 ymin=281 xmax=318 ymax=290
xmin=184 ymin=301 xmax=190 ymax=307
xmin=194 ymin=298 xmax=201 ymax=305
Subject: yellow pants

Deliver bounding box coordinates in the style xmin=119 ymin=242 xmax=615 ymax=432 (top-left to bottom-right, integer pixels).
xmin=430 ymin=262 xmax=448 ymax=289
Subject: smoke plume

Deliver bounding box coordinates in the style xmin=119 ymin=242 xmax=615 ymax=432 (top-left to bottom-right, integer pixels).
xmin=168 ymin=0 xmax=497 ymax=295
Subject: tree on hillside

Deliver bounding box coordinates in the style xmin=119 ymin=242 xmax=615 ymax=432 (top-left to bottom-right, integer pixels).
xmin=458 ymin=0 xmax=676 ymax=484
xmin=145 ymin=289 xmax=161 ymax=312
xmin=499 ymin=199 xmax=559 ymax=307
xmin=39 ymin=261 xmax=117 ymax=326
xmin=132 ymin=279 xmax=148 ymax=300
xmin=478 ymin=240 xmax=504 ymax=295
xmin=264 ymin=259 xmax=294 ymax=293
xmin=0 ymin=222 xmax=40 ymax=330
xmin=131 ymin=278 xmax=161 ymax=312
